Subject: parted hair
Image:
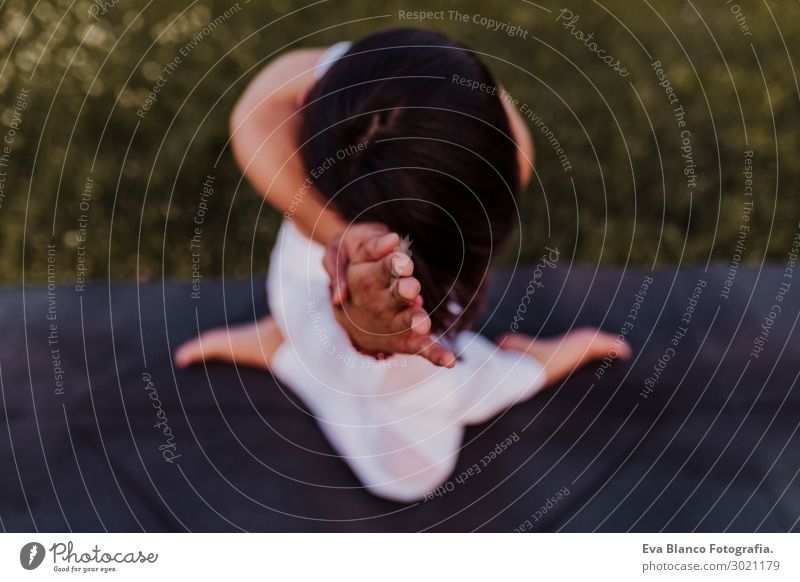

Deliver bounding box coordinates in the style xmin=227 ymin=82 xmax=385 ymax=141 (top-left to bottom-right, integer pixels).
xmin=300 ymin=27 xmax=521 ymax=336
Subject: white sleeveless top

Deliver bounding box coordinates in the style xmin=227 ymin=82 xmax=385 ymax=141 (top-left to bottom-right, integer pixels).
xmin=268 ymin=222 xmax=546 ymax=502
xmin=267 ymin=45 xmax=545 ymax=502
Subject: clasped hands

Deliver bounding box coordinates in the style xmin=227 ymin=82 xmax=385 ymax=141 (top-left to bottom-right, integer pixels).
xmin=322 ymin=223 xmax=456 ymax=368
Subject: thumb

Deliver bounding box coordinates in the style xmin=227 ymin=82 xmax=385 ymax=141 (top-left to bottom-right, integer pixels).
xmin=351 ymin=232 xmax=400 ymax=263
xmin=323 ymin=237 xmax=347 ymax=305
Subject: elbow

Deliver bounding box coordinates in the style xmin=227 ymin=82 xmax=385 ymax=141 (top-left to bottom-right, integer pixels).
xmin=229 ymin=79 xmax=268 ymax=142
xmin=229 ymin=94 xmax=250 ymax=141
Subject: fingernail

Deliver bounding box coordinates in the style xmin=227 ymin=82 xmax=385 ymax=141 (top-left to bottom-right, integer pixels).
xmin=399 ymin=279 xmax=418 ymax=298
xmin=392 ymin=255 xmax=410 ymax=275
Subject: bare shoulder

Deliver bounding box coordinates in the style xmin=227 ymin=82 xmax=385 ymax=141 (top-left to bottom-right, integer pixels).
xmin=231 ymin=48 xmax=327 ymax=125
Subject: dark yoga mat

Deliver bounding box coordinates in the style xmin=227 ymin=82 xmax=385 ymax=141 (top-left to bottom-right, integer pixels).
xmin=1 ymin=264 xmax=799 ymax=532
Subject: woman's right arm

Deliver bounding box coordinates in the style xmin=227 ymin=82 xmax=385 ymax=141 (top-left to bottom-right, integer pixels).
xmin=231 ymin=50 xmax=454 ymax=366
xmin=229 ymin=49 xmax=347 ymax=246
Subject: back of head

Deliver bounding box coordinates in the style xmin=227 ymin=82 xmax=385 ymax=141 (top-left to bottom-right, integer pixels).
xmin=300 ymin=27 xmax=520 ymax=336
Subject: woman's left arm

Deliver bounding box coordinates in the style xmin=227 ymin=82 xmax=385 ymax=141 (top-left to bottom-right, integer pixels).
xmin=500 ymin=88 xmax=535 ymax=189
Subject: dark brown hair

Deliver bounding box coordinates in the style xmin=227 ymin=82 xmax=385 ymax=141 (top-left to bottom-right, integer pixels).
xmin=300 ymin=27 xmax=520 ymax=336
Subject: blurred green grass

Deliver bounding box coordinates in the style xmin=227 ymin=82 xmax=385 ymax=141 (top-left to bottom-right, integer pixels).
xmin=1 ymin=0 xmax=798 ymax=284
